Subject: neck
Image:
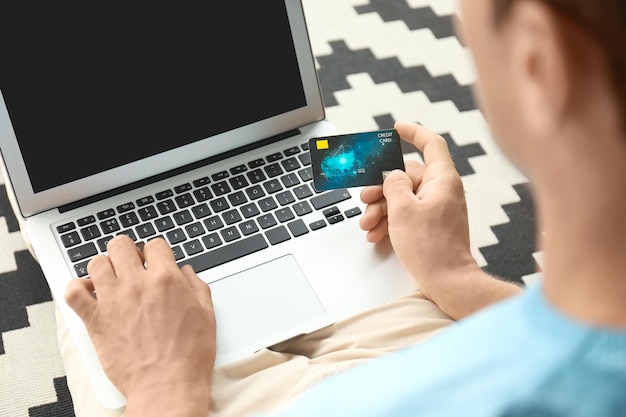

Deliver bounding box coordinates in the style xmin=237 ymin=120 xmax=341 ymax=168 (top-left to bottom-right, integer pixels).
xmin=534 ymin=123 xmax=626 ymax=328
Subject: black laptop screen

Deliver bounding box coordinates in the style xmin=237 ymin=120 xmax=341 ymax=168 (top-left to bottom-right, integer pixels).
xmin=0 ymin=2 xmax=307 ymax=193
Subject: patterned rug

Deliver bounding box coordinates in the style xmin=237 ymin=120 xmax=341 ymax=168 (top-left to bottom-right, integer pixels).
xmin=0 ymin=1 xmax=541 ymax=415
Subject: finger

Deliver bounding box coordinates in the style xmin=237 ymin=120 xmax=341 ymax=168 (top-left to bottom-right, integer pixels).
xmin=364 ymin=217 xmax=389 ymax=243
xmin=180 ymin=265 xmax=214 ymax=312
xmin=65 ymin=278 xmax=97 ymax=322
xmin=105 ymin=235 xmax=146 ymax=278
xmin=394 ymin=121 xmax=455 ymax=171
xmin=359 ymin=198 xmax=387 ymax=231
xmin=403 ymin=160 xmax=427 ymax=192
xmin=382 ymin=169 xmax=420 ymax=220
xmin=142 ymin=237 xmax=176 ymax=270
xmin=87 ymin=254 xmax=118 ymax=296
xmin=360 ymin=184 xmax=383 ymax=205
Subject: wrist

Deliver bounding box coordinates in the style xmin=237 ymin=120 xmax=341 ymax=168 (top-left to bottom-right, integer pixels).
xmin=125 ymin=376 xmax=211 ymax=417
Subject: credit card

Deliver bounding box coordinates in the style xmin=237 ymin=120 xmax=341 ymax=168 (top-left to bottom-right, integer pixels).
xmin=309 ymin=129 xmax=405 ymax=191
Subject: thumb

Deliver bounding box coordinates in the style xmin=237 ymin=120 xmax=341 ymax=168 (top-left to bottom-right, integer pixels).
xmin=65 ymin=278 xmax=97 ymax=323
xmin=382 ymin=169 xmax=419 ymax=220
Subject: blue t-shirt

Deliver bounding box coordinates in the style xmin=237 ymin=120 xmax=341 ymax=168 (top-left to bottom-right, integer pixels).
xmin=260 ymin=283 xmax=626 ymax=416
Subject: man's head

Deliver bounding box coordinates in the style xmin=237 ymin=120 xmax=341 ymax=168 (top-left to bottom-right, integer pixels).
xmin=456 ymin=0 xmax=625 ymax=179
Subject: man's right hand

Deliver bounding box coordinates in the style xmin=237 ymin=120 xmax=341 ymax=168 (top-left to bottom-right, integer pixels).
xmin=360 ymin=121 xmax=518 ymax=317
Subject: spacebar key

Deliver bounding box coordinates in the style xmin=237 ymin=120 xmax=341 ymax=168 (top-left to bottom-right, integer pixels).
xmin=310 ymin=188 xmax=351 ymax=210
xmin=178 ymin=234 xmax=269 ymax=273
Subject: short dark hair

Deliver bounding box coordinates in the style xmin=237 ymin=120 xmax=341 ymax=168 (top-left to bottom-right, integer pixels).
xmin=493 ymin=0 xmax=626 ymax=132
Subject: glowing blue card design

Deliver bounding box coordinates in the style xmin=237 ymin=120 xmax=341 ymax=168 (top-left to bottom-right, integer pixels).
xmin=309 ymin=129 xmax=405 ymax=191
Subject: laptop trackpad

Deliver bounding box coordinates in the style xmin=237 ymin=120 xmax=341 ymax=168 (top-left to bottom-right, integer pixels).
xmin=208 ymin=255 xmax=326 ymax=363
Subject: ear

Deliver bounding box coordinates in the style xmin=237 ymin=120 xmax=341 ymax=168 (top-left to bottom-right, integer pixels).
xmin=508 ymin=0 xmax=570 ymax=137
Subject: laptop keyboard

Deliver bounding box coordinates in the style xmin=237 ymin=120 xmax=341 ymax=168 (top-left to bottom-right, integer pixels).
xmin=55 ymin=141 xmax=362 ymax=278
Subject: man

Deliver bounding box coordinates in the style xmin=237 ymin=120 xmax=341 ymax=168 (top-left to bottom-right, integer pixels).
xmin=64 ymin=0 xmax=626 ymax=416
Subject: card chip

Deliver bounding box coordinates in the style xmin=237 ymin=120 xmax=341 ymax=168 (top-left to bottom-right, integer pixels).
xmin=316 ymin=139 xmax=329 ymax=150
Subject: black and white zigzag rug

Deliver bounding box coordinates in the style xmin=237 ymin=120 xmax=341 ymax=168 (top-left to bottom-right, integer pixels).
xmin=0 ymin=1 xmax=541 ymax=415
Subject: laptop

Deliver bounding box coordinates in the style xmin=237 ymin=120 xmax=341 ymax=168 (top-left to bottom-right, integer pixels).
xmin=0 ymin=0 xmax=415 ymax=409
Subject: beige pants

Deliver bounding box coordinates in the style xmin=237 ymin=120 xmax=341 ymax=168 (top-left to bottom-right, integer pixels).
xmin=58 ymin=291 xmax=453 ymax=417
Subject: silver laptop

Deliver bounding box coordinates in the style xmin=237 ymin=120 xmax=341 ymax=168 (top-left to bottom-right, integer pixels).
xmin=0 ymin=0 xmax=415 ymax=409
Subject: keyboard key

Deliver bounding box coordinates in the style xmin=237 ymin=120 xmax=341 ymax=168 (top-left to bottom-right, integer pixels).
xmin=97 ymin=236 xmax=113 ymax=252
xmin=287 ymin=219 xmax=308 ymax=237
xmin=74 ymin=260 xmax=90 ymax=277
xmin=263 ymin=179 xmax=283 ymax=194
xmin=136 ymin=196 xmax=155 ymax=207
xmin=240 ymin=202 xmax=260 ymax=218
xmin=100 ymin=219 xmax=120 ymax=234
xmin=193 ymin=187 xmax=213 ymax=202
xmin=266 ymin=152 xmax=283 ymax=162
xmin=280 ymin=157 xmax=300 ymax=172
xmin=185 ymin=222 xmax=205 ymax=238
xmin=280 ymin=173 xmax=300 ymax=188
xmin=345 ymin=207 xmax=362 ymax=218
xmin=191 ymin=203 xmax=211 ymax=219
xmin=275 ymin=207 xmax=295 ymax=223
xmin=202 ymin=233 xmax=222 ymax=249
xmin=323 ymin=206 xmax=340 ymax=218
xmin=292 ymin=201 xmax=312 ymax=216
xmin=297 ymin=167 xmax=313 ymax=182
xmin=275 ymin=190 xmax=296 ymax=206
xmin=230 ymin=164 xmax=247 ymax=174
xmin=248 ymin=158 xmax=265 ymax=168
xmin=155 ymin=190 xmax=174 ymax=200
xmin=209 ymin=197 xmax=229 ymax=213
xmin=203 ymin=216 xmax=224 ymax=231
xmin=136 ymin=223 xmax=157 ymax=238
xmin=328 ymin=214 xmax=345 ymax=224
xmin=155 ymin=216 xmax=175 ymax=232
xmin=247 ymin=168 xmax=266 ymax=184
xmin=175 ymin=193 xmax=194 ymax=208
xmin=183 ymin=239 xmax=204 ymax=256
xmin=166 ymin=228 xmax=186 ymax=244
xmin=264 ymin=163 xmax=283 ymax=178
xmin=119 ymin=212 xmax=140 ymax=228
xmin=97 ymin=208 xmax=116 ymax=220
xmin=239 ymin=220 xmax=259 ymax=236
xmin=283 ymin=146 xmax=300 ymax=156
xmin=157 ymin=199 xmax=177 ymax=215
xmin=227 ymin=191 xmax=247 ymax=206
xmin=310 ymin=189 xmax=351 ymax=210
xmin=60 ymin=231 xmax=81 ymax=248
xmin=67 ymin=242 xmax=98 ymax=263
xmin=220 ymin=226 xmax=241 ymax=242
xmin=171 ymin=245 xmax=185 ymax=261
xmin=138 ymin=206 xmax=158 ymax=221
xmin=293 ymin=184 xmax=313 ymax=200
xmin=309 ymin=219 xmax=327 ymax=231
xmin=257 ymin=213 xmax=277 ymax=229
xmin=57 ymin=222 xmax=76 ymax=233
xmin=245 ymin=185 xmax=266 ymax=200
xmin=212 ymin=171 xmax=229 ymax=181
xmin=179 ymin=234 xmax=268 ymax=273
xmin=77 ymin=215 xmax=96 ymax=227
xmin=222 ymin=209 xmax=242 ymax=225
xmin=265 ymin=225 xmax=291 ymax=245
xmin=211 ymin=181 xmax=231 ymax=196
xmin=298 ymin=152 xmax=311 ymax=166
xmin=229 ymin=175 xmax=249 ymax=190
xmin=259 ymin=197 xmax=278 ymax=212
xmin=193 ymin=177 xmax=211 ymax=187
xmin=80 ymin=225 xmax=101 ymax=241
xmin=174 ymin=183 xmax=192 ymax=193
xmin=173 ymin=209 xmax=193 ymax=225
